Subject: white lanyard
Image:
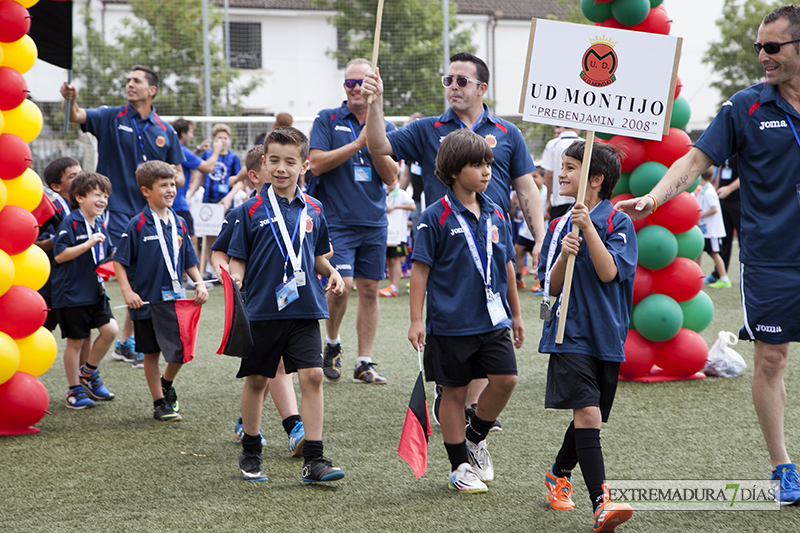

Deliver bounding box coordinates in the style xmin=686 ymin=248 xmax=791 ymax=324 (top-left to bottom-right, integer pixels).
xmin=442 ymin=194 xmax=493 ymax=291
xmin=55 ymin=196 xmax=71 ymax=215
xmin=267 ymin=186 xmax=307 ymax=274
xmin=149 ymin=207 xmax=181 ymax=292
xmin=83 ymin=218 xmax=104 ymax=265
xmin=543 ymin=213 xmax=572 ymax=304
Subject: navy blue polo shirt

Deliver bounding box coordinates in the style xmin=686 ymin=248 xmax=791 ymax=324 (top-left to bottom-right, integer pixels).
xmin=227 ymin=187 xmax=331 ymax=321
xmin=537 ymin=200 xmax=637 ymax=361
xmin=114 ymin=208 xmax=198 ymax=320
xmin=309 ymin=102 xmax=396 ymax=228
xmin=175 ymin=145 xmax=202 ymax=212
xmin=695 ymin=82 xmax=800 ymax=266
xmin=37 ymin=197 xmax=71 ymax=299
xmin=387 ymin=104 xmax=534 ymax=215
xmin=412 ymin=191 xmax=514 ymax=335
xmin=82 ymin=104 xmax=185 ymax=217
xmin=200 ymin=150 xmax=241 ymax=204
xmin=52 ymin=210 xmax=115 ymax=309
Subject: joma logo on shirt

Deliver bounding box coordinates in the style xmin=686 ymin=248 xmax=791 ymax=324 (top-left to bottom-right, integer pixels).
xmin=258 ymin=216 xmax=280 ymax=227
xmin=759 ymin=120 xmax=787 ymax=130
xmin=143 ymin=235 xmax=159 ymax=242
xmin=118 ymin=124 xmax=133 ymax=133
xmin=334 ymin=125 xmax=352 ymax=133
xmin=450 ymin=227 xmax=464 ymax=236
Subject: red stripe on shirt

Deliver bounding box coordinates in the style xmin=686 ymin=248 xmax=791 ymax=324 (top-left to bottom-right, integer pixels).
xmin=438 ymin=202 xmax=452 ymax=226
xmin=303 ymin=193 xmax=321 ymax=214
xmin=153 ymin=113 xmax=167 ymax=132
xmin=494 ymin=209 xmax=505 ymax=221
xmin=116 ymin=104 xmax=128 ymax=118
xmin=748 ymin=100 xmax=761 ymax=116
xmin=136 ymin=212 xmax=147 ymax=232
xmin=248 ymin=196 xmax=264 ymax=217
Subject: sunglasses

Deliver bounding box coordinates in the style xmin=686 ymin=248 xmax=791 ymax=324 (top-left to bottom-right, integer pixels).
xmin=441 ymin=75 xmax=483 ymax=88
xmin=344 ymin=79 xmax=364 ymax=88
xmin=753 ymin=38 xmax=800 ymax=55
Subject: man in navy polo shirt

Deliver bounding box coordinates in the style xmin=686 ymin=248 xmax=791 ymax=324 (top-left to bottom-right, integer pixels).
xmin=308 ymin=58 xmax=399 ymax=385
xmin=61 ymin=65 xmax=185 ymax=367
xmin=617 ymin=5 xmax=800 ymax=505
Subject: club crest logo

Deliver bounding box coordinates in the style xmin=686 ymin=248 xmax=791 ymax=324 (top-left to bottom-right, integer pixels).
xmin=580 ymin=35 xmax=618 ymax=88
xmin=484 ymin=134 xmax=497 ymax=148
xmin=156 ymin=135 xmax=166 ymax=147
xmin=491 ymin=224 xmax=499 ymax=244
xmin=177 ymin=234 xmax=183 ymax=249
xmin=306 ymin=215 xmax=313 ymax=233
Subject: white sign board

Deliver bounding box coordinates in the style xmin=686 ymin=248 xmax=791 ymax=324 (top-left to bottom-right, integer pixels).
xmin=519 ymin=19 xmax=681 ymax=141
xmin=191 ymin=202 xmax=226 ymax=237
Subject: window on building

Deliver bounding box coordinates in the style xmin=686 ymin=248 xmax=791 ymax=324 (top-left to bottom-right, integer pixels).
xmin=228 ymin=22 xmax=261 ymax=70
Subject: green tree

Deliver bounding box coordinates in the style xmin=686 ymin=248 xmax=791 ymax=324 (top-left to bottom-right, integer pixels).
xmin=703 ymin=0 xmax=783 ymax=103
xmin=74 ymin=0 xmax=259 ymax=116
xmin=310 ymin=0 xmax=475 ymax=116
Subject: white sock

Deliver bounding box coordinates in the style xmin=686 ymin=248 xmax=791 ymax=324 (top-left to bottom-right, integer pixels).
xmin=356 ymin=356 xmax=371 ymax=365
xmin=325 ymin=336 xmax=341 ymax=346
xmin=720 ymin=276 xmax=730 ymax=282
xmin=390 ymin=284 xmax=399 ymax=292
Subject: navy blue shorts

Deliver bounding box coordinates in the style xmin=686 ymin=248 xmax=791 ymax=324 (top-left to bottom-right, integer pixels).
xmin=423 ymin=328 xmax=517 ymax=387
xmin=237 ymin=319 xmax=322 ymax=379
xmin=515 ymin=235 xmax=535 ymax=252
xmin=545 ymin=352 xmax=619 ymax=423
xmin=58 ymin=298 xmax=114 ymax=340
xmin=328 ymin=225 xmax=387 ymax=280
xmin=739 ymin=263 xmax=800 ymax=343
xmin=104 ymin=210 xmax=134 ymax=246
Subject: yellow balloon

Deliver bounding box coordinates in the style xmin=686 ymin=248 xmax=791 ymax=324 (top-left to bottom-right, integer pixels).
xmin=17 ymin=0 xmax=40 ymax=8
xmin=0 ymin=178 xmax=6 ymax=210
xmin=0 ymin=331 xmax=20 ymax=385
xmin=0 ymin=249 xmax=14 ymax=297
xmin=0 ymin=35 xmax=38 ymax=74
xmin=2 ymin=100 xmax=43 ymax=143
xmin=10 ymin=244 xmax=50 ymax=291
xmin=15 ymin=327 xmax=57 ymax=377
xmin=4 ymin=168 xmax=43 ymax=211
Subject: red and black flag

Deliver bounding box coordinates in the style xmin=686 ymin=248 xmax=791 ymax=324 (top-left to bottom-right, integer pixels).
xmin=398 ymin=371 xmax=432 ymax=479
xmin=217 ymin=267 xmax=253 ymax=358
xmin=149 ymin=299 xmax=202 ymax=363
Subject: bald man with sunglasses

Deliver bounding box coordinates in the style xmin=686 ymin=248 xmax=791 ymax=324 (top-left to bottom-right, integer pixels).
xmin=616 ymin=5 xmax=800 ymax=505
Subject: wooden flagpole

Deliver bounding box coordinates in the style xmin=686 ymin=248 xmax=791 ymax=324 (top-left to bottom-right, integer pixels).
xmin=367 ymin=0 xmax=385 ymax=104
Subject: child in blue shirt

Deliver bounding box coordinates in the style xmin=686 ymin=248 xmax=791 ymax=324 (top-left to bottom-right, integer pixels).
xmin=538 ymin=140 xmax=636 ymax=532
xmin=409 ymin=129 xmax=523 ymax=494
xmin=113 ymin=161 xmax=209 ymax=422
xmin=52 ymin=172 xmax=119 ymax=409
xmin=227 ymin=127 xmax=346 ymax=483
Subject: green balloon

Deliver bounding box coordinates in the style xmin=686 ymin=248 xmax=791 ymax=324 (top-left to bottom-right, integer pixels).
xmin=630 ymin=304 xmax=636 ymax=329
xmin=634 ymin=294 xmax=683 ymax=342
xmin=650 ymin=0 xmax=663 ymax=7
xmin=581 ymin=0 xmax=613 ymax=23
xmin=613 ymin=172 xmax=631 ymax=197
xmin=688 ymin=176 xmax=701 ymax=192
xmin=612 ymin=0 xmax=651 ymax=26
xmin=679 ymin=291 xmax=715 ymax=333
xmin=637 ymin=224 xmax=678 ymax=270
xmin=675 ymin=226 xmax=705 ymax=260
xmin=670 ymin=95 xmax=691 ymax=130
xmin=595 ymin=131 xmax=615 ymax=141
xmin=629 ymin=161 xmax=668 ymax=197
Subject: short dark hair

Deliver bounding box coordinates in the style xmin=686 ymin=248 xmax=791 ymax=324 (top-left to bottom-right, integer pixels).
xmin=43 ymin=157 xmax=80 ymax=187
xmin=172 ymin=118 xmax=194 ymax=137
xmin=130 ymin=65 xmax=158 ymax=88
xmin=274 ymin=112 xmax=293 ymax=128
xmin=245 ymin=145 xmax=264 ymax=173
xmin=68 ymin=172 xmax=112 ymax=209
xmin=435 ymin=129 xmax=494 ymax=187
xmin=136 ymin=160 xmax=175 ymax=191
xmin=563 ymin=140 xmax=621 ymax=201
xmin=764 ymin=6 xmax=800 ymax=42
xmin=449 ymin=52 xmax=489 ymax=85
xmin=264 ymin=127 xmax=309 ymax=161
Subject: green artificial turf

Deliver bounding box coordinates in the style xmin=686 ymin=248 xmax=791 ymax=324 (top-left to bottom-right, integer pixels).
xmin=3 ymin=248 xmax=800 ymax=532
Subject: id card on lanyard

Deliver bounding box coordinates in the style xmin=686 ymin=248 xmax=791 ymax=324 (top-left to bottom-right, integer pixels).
xmin=150 ymin=208 xmax=185 ymax=301
xmin=541 ymin=213 xmax=572 ymax=321
xmin=266 ymin=187 xmax=308 ymax=310
xmin=347 ymin=118 xmax=372 ymax=182
xmin=84 ymin=219 xmax=106 ymax=287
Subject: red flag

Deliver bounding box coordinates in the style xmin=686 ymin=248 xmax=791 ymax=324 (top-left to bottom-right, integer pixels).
xmin=149 ymin=299 xmax=202 ymax=363
xmin=216 ymin=267 xmax=253 ymax=358
xmin=398 ymin=372 xmax=432 ymax=478
xmin=95 ymin=257 xmax=115 ymax=281
xmin=31 ymin=194 xmax=59 ymax=227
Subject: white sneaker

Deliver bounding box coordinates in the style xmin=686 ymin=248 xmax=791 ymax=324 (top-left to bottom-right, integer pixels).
xmin=466 ymin=439 xmax=494 ymax=483
xmin=448 ymin=463 xmax=488 ymax=493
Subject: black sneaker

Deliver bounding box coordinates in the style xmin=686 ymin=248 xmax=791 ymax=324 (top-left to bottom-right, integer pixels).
xmin=153 ymin=402 xmax=182 ymax=422
xmin=239 ymin=451 xmax=268 ymax=482
xmin=465 ymin=403 xmax=502 ymax=432
xmin=432 ymin=384 xmax=442 ymax=426
xmin=162 ymin=384 xmax=180 ymax=413
xmin=302 ymin=457 xmax=345 ymax=483
xmin=353 ymin=361 xmax=387 ymax=384
xmin=322 ymin=343 xmax=343 ymax=382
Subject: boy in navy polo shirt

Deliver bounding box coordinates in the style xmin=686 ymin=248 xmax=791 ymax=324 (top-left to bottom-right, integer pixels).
xmin=52 ymin=172 xmax=119 ymax=409
xmin=114 ymin=161 xmax=209 ymax=422
xmin=538 ymin=141 xmax=636 ymax=532
xmin=408 ymin=129 xmax=523 ymax=493
xmin=227 ymin=127 xmax=346 ymax=483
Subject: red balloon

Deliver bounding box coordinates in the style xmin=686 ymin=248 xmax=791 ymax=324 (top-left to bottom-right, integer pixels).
xmin=0 ymin=371 xmax=49 ymax=431
xmin=608 ymin=136 xmax=647 ymax=173
xmin=674 ymin=75 xmax=683 ymax=100
xmin=633 ymin=265 xmax=654 ymax=305
xmin=652 ymin=257 xmax=704 ymax=302
xmin=644 ymin=128 xmax=693 ymax=168
xmin=0 ymin=134 xmax=32 ymax=180
xmin=0 ymin=286 xmax=47 ymax=339
xmin=0 ymin=0 xmax=31 ymax=43
xmin=628 ymin=7 xmax=671 ymax=35
xmin=0 ymin=205 xmax=38 ymax=255
xmin=633 ymin=217 xmax=649 ymax=232
xmin=654 ymin=328 xmax=708 ymax=377
xmin=0 ymin=67 xmax=28 ymax=110
xmin=596 ymin=17 xmax=625 ymax=29
xmin=610 ymin=192 xmax=649 ymax=231
xmin=649 ymin=191 xmax=701 ymax=233
xmin=620 ymin=330 xmax=656 ymax=379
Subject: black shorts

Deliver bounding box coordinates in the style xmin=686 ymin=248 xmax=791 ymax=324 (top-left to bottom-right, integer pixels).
xmin=387 ymin=243 xmax=408 ymax=259
xmin=424 ymin=328 xmax=517 ymax=387
xmin=57 ymin=299 xmax=114 ymax=340
xmin=175 ymin=210 xmax=195 ymax=237
xmin=545 ymin=352 xmax=620 ymax=422
xmin=515 ymin=235 xmax=535 ymax=252
xmin=704 ymin=237 xmax=722 ymax=254
xmin=237 ymin=319 xmax=322 ymax=379
xmin=42 ymin=295 xmax=59 ymax=332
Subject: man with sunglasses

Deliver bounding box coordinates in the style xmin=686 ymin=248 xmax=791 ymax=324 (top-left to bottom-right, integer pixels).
xmin=617 ymin=5 xmax=800 ymax=505
xmin=308 ymin=58 xmax=399 ymax=385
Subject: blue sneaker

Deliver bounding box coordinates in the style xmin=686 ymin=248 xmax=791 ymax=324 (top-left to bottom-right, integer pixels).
xmin=288 ymin=420 xmax=306 ymax=457
xmin=234 ymin=416 xmax=266 ymax=445
xmin=703 ymin=274 xmax=718 ymax=285
xmin=79 ymin=370 xmax=115 ymax=401
xmin=66 ymin=386 xmax=95 ymax=410
xmin=772 ymin=463 xmax=800 ymax=505
xmin=112 ymin=337 xmax=135 ymax=362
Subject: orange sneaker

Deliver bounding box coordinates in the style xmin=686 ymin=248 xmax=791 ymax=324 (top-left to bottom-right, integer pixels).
xmin=516 ymin=279 xmax=526 ymax=289
xmin=545 ymin=465 xmax=575 ymax=510
xmin=530 ymin=281 xmax=542 ymax=293
xmin=522 ymin=265 xmax=529 ymax=276
xmin=592 ymin=483 xmax=633 ymax=532
xmin=378 ymin=286 xmax=399 ymax=297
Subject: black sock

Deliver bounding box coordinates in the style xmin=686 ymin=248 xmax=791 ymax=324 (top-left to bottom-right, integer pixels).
xmin=553 ymin=421 xmax=577 ymax=478
xmin=515 ymin=272 xmax=522 ymax=281
xmin=444 ymin=441 xmax=469 ymax=472
xmin=302 ymin=439 xmax=323 ymax=463
xmin=282 ymin=414 xmax=302 ymax=436
xmin=242 ymin=432 xmax=262 ymax=453
xmin=160 ymin=376 xmax=173 ymax=390
xmin=153 ymin=398 xmax=166 ymax=408
xmin=466 ymin=413 xmax=494 ymax=444
xmin=80 ymin=363 xmax=97 ymax=375
xmin=575 ymin=428 xmax=605 ymax=511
